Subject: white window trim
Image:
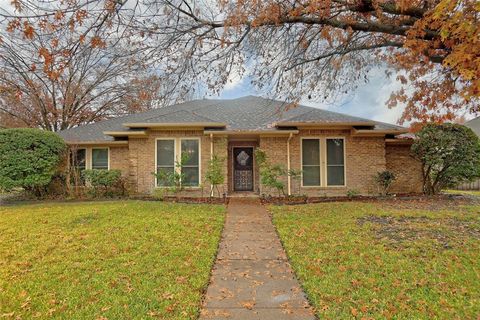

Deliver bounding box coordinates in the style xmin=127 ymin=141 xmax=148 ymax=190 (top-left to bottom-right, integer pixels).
xmin=300 ymin=137 xmax=346 ymax=188
xmin=300 ymin=138 xmax=322 ymax=187
xmin=89 ymin=147 xmax=110 ymax=170
xmin=154 ymin=137 xmax=202 ymax=188
xmin=325 ymin=137 xmax=347 ymax=187
xmin=155 ymin=138 xmax=176 ymax=187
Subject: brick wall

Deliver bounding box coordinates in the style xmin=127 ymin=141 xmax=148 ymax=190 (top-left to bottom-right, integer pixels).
xmin=386 ymin=144 xmax=423 ymax=194
xmin=110 ymin=146 xmax=129 ymax=175
xmin=260 ymin=130 xmax=387 ymax=196
xmin=258 ymin=137 xmax=289 ymax=195
xmin=75 ymin=130 xmax=423 ymax=197
xmin=127 ymin=130 xmax=228 ymax=196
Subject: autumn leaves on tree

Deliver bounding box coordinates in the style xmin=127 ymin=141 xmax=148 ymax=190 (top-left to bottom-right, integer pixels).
xmin=0 ymin=0 xmax=479 ymax=130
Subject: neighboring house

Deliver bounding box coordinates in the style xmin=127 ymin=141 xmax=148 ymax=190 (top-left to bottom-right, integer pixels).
xmin=465 ymin=117 xmax=480 ymax=137
xmin=457 ymin=117 xmax=480 ymax=191
xmin=58 ymin=96 xmax=423 ymax=196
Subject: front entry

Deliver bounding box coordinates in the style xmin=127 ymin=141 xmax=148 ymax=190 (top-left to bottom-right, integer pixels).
xmin=233 ymin=147 xmax=254 ymax=191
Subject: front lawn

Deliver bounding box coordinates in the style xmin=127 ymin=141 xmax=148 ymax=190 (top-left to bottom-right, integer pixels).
xmin=271 ymin=200 xmax=480 ymax=319
xmin=0 ymin=201 xmax=225 ymax=319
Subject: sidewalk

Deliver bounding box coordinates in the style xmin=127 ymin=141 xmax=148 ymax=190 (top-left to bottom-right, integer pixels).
xmin=200 ymin=198 xmax=315 ymax=319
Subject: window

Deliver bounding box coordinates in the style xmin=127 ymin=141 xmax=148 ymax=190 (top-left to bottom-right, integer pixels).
xmin=156 ymin=139 xmax=175 ymax=186
xmin=72 ymin=148 xmax=86 ymax=171
xmin=92 ymin=148 xmax=109 ymax=170
xmin=302 ymin=139 xmax=321 ymax=186
xmin=71 ymin=148 xmax=86 ymax=185
xmin=181 ymin=139 xmax=200 ymax=186
xmin=327 ymin=139 xmax=345 ymax=186
xmin=155 ymin=138 xmax=201 ymax=187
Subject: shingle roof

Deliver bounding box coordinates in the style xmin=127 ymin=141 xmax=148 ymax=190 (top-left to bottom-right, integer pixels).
xmin=465 ymin=117 xmax=480 ymax=137
xmin=58 ymin=95 xmax=405 ymax=142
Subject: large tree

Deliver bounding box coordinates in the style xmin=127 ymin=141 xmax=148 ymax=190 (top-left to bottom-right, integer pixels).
xmin=1 ymin=0 xmax=479 ymax=124
xmin=0 ymin=1 xmax=174 ymax=131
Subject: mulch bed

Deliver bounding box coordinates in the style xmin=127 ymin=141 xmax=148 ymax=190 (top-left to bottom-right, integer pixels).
xmin=261 ymin=193 xmax=480 ymax=207
xmin=130 ymin=195 xmax=229 ymax=205
xmin=357 ymin=215 xmax=480 ymax=249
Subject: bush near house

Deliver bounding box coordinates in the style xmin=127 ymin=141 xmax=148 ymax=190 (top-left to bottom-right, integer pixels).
xmin=255 ymin=148 xmax=287 ymax=196
xmin=375 ymin=170 xmax=396 ymax=195
xmin=0 ymin=128 xmax=66 ymax=196
xmin=204 ymin=155 xmax=225 ymax=198
xmin=83 ymin=169 xmax=127 ymax=197
xmin=411 ymin=123 xmax=480 ymax=195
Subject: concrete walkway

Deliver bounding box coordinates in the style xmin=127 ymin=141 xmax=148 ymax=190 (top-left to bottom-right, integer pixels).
xmin=200 ymin=198 xmax=315 ymax=320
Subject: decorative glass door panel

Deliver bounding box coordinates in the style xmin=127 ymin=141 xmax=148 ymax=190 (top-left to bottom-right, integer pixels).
xmin=233 ymin=147 xmax=254 ymax=191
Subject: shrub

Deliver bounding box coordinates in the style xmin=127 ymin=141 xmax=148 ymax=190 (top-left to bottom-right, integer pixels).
xmin=152 ymin=153 xmax=189 ymax=197
xmin=375 ymin=170 xmax=396 ymax=195
xmin=205 ymin=155 xmax=225 ymax=198
xmin=83 ymin=169 xmax=126 ymax=197
xmin=412 ymin=123 xmax=480 ymax=195
xmin=255 ymin=148 xmax=287 ymax=196
xmin=346 ymin=189 xmax=360 ymax=198
xmin=0 ymin=128 xmax=66 ymax=196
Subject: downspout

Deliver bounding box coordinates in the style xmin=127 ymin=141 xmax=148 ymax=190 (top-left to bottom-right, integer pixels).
xmin=287 ymin=132 xmax=293 ymax=196
xmin=210 ymin=133 xmax=214 ymax=197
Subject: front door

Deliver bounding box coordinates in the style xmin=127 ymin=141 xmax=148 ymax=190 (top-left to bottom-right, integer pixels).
xmin=233 ymin=147 xmax=254 ymax=191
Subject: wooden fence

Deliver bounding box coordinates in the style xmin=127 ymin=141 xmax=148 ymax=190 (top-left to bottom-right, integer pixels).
xmin=455 ymin=179 xmax=480 ymax=191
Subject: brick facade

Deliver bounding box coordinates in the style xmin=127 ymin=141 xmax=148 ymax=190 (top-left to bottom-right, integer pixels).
xmin=88 ymin=129 xmax=423 ymax=197
xmin=260 ymin=130 xmax=388 ymax=196
xmin=110 ymin=146 xmax=129 ymax=176
xmin=386 ymin=144 xmax=423 ymax=194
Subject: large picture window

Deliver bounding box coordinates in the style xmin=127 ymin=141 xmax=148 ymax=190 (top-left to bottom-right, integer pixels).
xmin=301 ymin=137 xmax=346 ymax=187
xmin=156 ymin=139 xmax=175 ymax=186
xmin=302 ymin=139 xmax=321 ymax=186
xmin=327 ymin=139 xmax=345 ymax=186
xmin=181 ymin=139 xmax=200 ymax=186
xmin=92 ymin=148 xmax=109 ymax=170
xmin=156 ymin=138 xmax=200 ymax=187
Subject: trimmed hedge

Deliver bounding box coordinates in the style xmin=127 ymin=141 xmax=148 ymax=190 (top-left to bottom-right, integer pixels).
xmin=83 ymin=169 xmax=126 ymax=197
xmin=0 ymin=128 xmax=66 ymax=193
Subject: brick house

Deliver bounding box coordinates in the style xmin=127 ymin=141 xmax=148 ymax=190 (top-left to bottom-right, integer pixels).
xmin=58 ymin=96 xmax=423 ymax=197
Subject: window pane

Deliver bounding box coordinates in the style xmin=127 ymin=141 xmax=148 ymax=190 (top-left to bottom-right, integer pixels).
xmin=302 ymin=166 xmax=320 ymax=186
xmin=182 ymin=167 xmax=199 ymax=186
xmin=327 ymin=166 xmax=345 ymax=186
xmin=157 ymin=166 xmax=175 ymax=186
xmin=181 ymin=140 xmax=199 ymax=166
xmin=302 ymin=139 xmax=320 ymax=166
xmin=157 ymin=140 xmax=175 ymax=166
xmin=73 ymin=149 xmax=86 ymax=170
xmin=92 ymin=149 xmax=108 ymax=170
xmin=327 ymin=139 xmax=344 ymax=165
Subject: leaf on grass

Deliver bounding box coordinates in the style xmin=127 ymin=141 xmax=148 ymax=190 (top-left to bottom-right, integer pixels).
xmin=241 ymin=301 xmax=255 ymax=310
xmin=351 ymin=307 xmax=358 ymax=317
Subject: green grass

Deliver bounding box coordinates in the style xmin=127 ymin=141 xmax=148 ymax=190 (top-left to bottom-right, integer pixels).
xmin=271 ymin=202 xmax=480 ymax=319
xmin=444 ymin=189 xmax=480 ymax=196
xmin=0 ymin=201 xmax=225 ymax=319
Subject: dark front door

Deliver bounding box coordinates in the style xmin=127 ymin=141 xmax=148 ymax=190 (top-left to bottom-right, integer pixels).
xmin=233 ymin=147 xmax=254 ymax=191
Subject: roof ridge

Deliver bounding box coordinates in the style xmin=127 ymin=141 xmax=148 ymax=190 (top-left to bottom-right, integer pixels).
xmin=250 ymin=95 xmax=381 ymax=123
